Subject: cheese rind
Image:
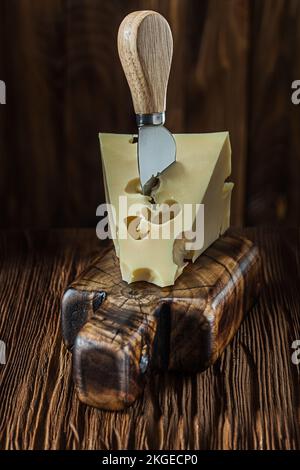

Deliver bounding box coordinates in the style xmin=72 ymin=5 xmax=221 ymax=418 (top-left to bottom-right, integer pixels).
xmin=99 ymin=132 xmax=233 ymax=287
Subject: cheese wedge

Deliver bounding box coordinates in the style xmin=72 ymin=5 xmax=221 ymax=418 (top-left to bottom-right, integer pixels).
xmin=99 ymin=133 xmax=233 ymax=287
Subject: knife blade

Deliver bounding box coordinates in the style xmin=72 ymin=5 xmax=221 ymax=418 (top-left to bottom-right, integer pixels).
xmin=118 ymin=10 xmax=176 ymax=194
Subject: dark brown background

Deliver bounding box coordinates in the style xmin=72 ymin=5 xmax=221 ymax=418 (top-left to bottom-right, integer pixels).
xmin=0 ymin=0 xmax=299 ymax=229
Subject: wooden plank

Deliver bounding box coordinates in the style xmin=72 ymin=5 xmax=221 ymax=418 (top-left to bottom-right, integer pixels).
xmin=247 ymin=0 xmax=300 ymax=226
xmin=289 ymin=1 xmax=300 ymax=226
xmin=63 ymin=0 xmax=134 ymax=227
xmin=0 ymin=1 xmax=6 ymax=204
xmin=0 ymin=0 xmax=65 ymax=228
xmin=2 ymin=0 xmax=299 ymax=228
xmin=0 ymin=228 xmax=299 ymax=449
xmin=185 ymin=0 xmax=250 ymax=226
xmin=0 ymin=0 xmax=250 ymax=228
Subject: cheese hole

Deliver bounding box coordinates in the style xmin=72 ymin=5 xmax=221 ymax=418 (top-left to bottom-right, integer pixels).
xmin=125 ymin=178 xmax=142 ymax=194
xmin=151 ymin=199 xmax=181 ymax=224
xmin=131 ymin=268 xmax=156 ymax=283
xmin=173 ymin=235 xmax=195 ymax=267
xmin=125 ymin=216 xmax=149 ymax=240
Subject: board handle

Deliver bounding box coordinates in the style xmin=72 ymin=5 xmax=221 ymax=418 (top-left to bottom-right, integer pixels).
xmin=62 ymin=288 xmax=161 ymax=410
xmin=117 ymin=10 xmax=173 ymax=115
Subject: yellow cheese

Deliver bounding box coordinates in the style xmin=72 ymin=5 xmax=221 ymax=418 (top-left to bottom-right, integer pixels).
xmin=99 ymin=132 xmax=233 ymax=287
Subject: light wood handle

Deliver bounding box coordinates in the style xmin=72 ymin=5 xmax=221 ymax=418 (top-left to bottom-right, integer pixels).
xmin=118 ymin=10 xmax=173 ymax=115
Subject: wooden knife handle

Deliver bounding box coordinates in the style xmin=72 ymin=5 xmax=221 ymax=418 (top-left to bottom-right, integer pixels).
xmin=117 ymin=10 xmax=173 ymax=115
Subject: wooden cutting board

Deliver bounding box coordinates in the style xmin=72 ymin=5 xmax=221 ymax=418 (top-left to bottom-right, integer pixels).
xmin=61 ymin=232 xmax=260 ymax=410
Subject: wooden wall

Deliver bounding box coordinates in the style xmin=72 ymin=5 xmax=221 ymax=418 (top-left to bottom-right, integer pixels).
xmin=247 ymin=0 xmax=300 ymax=226
xmin=0 ymin=0 xmax=299 ymax=229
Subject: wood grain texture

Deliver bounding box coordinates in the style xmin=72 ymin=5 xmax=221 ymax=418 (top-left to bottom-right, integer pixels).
xmin=0 ymin=0 xmax=252 ymax=228
xmin=246 ymin=0 xmax=300 ymax=227
xmin=118 ymin=10 xmax=173 ymax=114
xmin=61 ymin=234 xmax=260 ymax=410
xmin=186 ymin=0 xmax=250 ymax=226
xmin=1 ymin=0 xmax=300 ymax=229
xmin=0 ymin=228 xmax=299 ymax=449
xmin=0 ymin=0 xmax=66 ymax=227
xmin=0 ymin=0 xmax=5 ymax=199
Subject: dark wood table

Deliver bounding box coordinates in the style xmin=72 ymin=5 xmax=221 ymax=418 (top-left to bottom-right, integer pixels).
xmin=0 ymin=228 xmax=299 ymax=450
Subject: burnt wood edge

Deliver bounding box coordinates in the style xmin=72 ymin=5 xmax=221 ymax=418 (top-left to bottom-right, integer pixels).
xmin=61 ymin=288 xmax=106 ymax=349
xmin=72 ymin=306 xmax=157 ymax=410
xmin=209 ymin=244 xmax=262 ymax=368
xmin=153 ymin=242 xmax=262 ymax=374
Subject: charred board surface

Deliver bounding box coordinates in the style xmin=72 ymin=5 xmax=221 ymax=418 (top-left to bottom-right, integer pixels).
xmin=61 ymin=233 xmax=261 ymax=410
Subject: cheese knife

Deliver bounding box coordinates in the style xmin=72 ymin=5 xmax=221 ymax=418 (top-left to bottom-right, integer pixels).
xmin=118 ymin=10 xmax=176 ymax=195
